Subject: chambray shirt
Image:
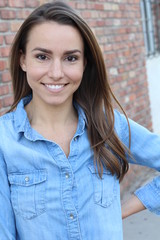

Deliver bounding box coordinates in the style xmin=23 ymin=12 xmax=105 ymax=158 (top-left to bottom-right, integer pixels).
xmin=0 ymin=95 xmax=160 ymax=240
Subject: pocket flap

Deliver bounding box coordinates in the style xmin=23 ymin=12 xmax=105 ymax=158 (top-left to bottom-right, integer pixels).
xmin=8 ymin=169 xmax=47 ymax=186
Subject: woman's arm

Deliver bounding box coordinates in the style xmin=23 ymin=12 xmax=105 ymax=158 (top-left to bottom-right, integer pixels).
xmin=114 ymin=110 xmax=160 ymax=216
xmin=121 ymin=194 xmax=146 ymax=219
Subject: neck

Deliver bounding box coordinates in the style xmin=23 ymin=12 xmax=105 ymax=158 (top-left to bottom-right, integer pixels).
xmin=25 ymin=98 xmax=77 ymax=130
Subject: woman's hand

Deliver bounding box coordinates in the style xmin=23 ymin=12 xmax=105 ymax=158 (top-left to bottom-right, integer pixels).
xmin=121 ymin=194 xmax=146 ymax=219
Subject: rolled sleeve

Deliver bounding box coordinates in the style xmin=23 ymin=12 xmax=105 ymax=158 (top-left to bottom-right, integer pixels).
xmin=135 ymin=176 xmax=160 ymax=215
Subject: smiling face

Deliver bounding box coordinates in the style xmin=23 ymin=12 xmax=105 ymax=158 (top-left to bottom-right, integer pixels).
xmin=20 ymin=21 xmax=85 ymax=109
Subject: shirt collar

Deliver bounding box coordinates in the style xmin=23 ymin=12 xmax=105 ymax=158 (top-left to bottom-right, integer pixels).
xmin=14 ymin=95 xmax=43 ymax=141
xmin=14 ymin=95 xmax=32 ymax=133
xmin=14 ymin=95 xmax=87 ymax=141
xmin=73 ymin=102 xmax=87 ymax=137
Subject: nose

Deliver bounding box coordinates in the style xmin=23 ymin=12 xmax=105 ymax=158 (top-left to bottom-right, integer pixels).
xmin=47 ymin=59 xmax=64 ymax=80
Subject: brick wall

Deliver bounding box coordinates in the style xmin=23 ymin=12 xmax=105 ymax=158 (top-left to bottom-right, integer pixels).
xmin=0 ymin=0 xmax=153 ymax=193
xmin=0 ymin=0 xmax=152 ymax=128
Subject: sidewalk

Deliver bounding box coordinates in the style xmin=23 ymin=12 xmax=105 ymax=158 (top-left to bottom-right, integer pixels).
xmin=121 ymin=167 xmax=160 ymax=239
xmin=123 ymin=209 xmax=160 ymax=240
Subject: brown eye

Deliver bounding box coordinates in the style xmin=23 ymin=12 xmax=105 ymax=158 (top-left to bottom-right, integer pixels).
xmin=36 ymin=54 xmax=48 ymax=60
xmin=66 ymin=55 xmax=78 ymax=62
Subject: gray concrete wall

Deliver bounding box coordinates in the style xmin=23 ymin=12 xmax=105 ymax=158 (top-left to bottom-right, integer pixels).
xmin=147 ymin=56 xmax=160 ymax=134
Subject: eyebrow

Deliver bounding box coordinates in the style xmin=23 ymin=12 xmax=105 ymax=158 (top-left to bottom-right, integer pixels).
xmin=32 ymin=47 xmax=82 ymax=54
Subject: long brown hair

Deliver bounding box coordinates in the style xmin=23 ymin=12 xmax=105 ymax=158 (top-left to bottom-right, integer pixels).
xmin=9 ymin=1 xmax=130 ymax=181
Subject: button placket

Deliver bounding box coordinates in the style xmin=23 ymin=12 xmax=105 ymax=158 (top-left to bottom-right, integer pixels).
xmin=46 ymin=138 xmax=82 ymax=238
xmin=61 ymin=166 xmax=81 ymax=239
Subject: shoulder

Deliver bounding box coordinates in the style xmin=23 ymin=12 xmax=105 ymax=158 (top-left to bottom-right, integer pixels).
xmin=0 ymin=111 xmax=14 ymax=127
xmin=113 ymin=110 xmax=129 ymax=134
xmin=0 ymin=112 xmax=15 ymax=160
xmin=0 ymin=95 xmax=31 ymax=134
xmin=0 ymin=111 xmax=16 ymax=144
xmin=113 ymin=109 xmax=131 ymax=147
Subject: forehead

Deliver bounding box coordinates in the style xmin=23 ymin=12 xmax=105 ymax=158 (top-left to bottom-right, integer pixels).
xmin=26 ymin=21 xmax=84 ymax=50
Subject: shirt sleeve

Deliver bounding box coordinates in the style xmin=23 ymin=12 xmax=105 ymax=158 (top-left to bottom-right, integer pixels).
xmin=0 ymin=148 xmax=16 ymax=239
xmin=114 ymin=110 xmax=160 ymax=215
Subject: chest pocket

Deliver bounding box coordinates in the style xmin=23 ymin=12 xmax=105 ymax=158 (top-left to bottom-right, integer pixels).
xmin=8 ymin=169 xmax=47 ymax=220
xmin=88 ymin=164 xmax=118 ymax=208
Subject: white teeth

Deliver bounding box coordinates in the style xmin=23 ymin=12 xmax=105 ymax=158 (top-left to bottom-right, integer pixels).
xmin=45 ymin=84 xmax=64 ymax=89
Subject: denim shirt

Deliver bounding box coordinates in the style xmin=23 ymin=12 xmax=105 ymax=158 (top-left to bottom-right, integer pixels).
xmin=0 ymin=95 xmax=160 ymax=240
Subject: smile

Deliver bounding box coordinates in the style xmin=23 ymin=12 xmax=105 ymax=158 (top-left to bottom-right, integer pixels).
xmin=45 ymin=84 xmax=65 ymax=90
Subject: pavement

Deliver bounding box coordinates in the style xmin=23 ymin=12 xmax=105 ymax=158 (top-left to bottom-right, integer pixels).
xmin=122 ymin=167 xmax=160 ymax=239
xmin=123 ymin=210 xmax=160 ymax=240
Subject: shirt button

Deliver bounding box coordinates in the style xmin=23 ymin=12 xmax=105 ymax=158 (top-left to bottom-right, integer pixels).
xmin=65 ymin=173 xmax=69 ymax=179
xmin=74 ymin=136 xmax=78 ymax=141
xmin=70 ymin=214 xmax=74 ymax=220
xmin=25 ymin=176 xmax=30 ymax=182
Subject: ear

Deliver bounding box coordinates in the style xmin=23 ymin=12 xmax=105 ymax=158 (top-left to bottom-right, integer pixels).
xmin=19 ymin=51 xmax=27 ymax=72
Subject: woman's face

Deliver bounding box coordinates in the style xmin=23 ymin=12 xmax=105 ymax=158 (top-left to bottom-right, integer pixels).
xmin=20 ymin=21 xmax=85 ymax=108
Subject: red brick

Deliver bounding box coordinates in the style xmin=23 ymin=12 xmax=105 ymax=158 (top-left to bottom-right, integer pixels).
xmin=0 ymin=22 xmax=9 ymax=32
xmin=8 ymin=0 xmax=25 ymax=7
xmin=104 ymin=3 xmax=119 ymax=11
xmin=105 ymin=19 xmax=114 ymax=26
xmin=97 ymin=20 xmax=105 ymax=27
xmin=81 ymin=11 xmax=91 ymax=19
xmin=129 ymin=94 xmax=136 ymax=101
xmin=0 ymin=60 xmax=7 ymax=71
xmin=0 ymin=0 xmax=7 ymax=7
xmin=0 ymin=85 xmax=10 ymax=96
xmin=11 ymin=21 xmax=23 ymax=32
xmin=99 ymin=12 xmax=110 ymax=18
xmin=2 ymin=72 xmax=11 ymax=82
xmin=86 ymin=3 xmax=104 ymax=10
xmin=0 ymin=47 xmax=11 ymax=57
xmin=87 ymin=20 xmax=98 ymax=28
xmin=68 ymin=2 xmax=76 ymax=9
xmin=0 ymin=36 xmax=4 ymax=45
xmin=94 ymin=3 xmax=104 ymax=10
xmin=91 ymin=11 xmax=99 ymax=19
xmin=95 ymin=28 xmax=105 ymax=36
xmin=104 ymin=44 xmax=113 ymax=51
xmin=0 ymin=99 xmax=2 ymax=109
xmin=0 ymin=10 xmax=16 ymax=19
xmin=25 ymin=0 xmax=39 ymax=7
xmin=76 ymin=3 xmax=86 ymax=9
xmin=4 ymin=34 xmax=15 ymax=45
xmin=3 ymin=95 xmax=13 ymax=107
xmin=17 ymin=9 xmax=32 ymax=19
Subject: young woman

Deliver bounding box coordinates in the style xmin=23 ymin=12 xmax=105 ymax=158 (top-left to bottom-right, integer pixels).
xmin=0 ymin=2 xmax=160 ymax=240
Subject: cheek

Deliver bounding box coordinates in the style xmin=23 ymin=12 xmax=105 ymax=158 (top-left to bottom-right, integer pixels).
xmin=26 ymin=67 xmax=46 ymax=83
xmin=67 ymin=66 xmax=84 ymax=84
